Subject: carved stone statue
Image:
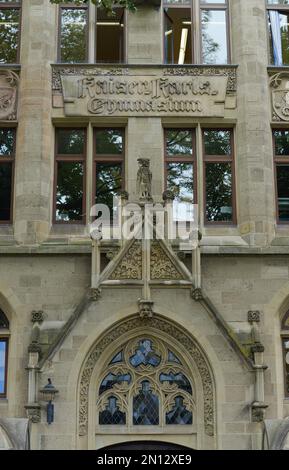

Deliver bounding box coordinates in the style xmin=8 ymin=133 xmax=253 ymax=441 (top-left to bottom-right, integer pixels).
xmin=137 ymin=158 xmax=152 ymax=202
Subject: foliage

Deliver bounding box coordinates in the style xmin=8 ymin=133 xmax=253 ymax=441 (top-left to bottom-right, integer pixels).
xmin=50 ymin=0 xmax=137 ymax=16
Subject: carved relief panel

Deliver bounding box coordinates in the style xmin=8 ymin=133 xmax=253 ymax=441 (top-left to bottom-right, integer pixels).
xmin=0 ymin=70 xmax=19 ymax=121
xmin=52 ymin=65 xmax=237 ymax=118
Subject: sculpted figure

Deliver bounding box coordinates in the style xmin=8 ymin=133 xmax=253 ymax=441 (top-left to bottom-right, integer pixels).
xmin=137 ymin=158 xmax=152 ymax=201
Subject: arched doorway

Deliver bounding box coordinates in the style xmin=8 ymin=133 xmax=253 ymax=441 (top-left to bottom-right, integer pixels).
xmin=101 ymin=441 xmax=194 ymax=451
xmin=77 ymin=314 xmax=216 ymax=450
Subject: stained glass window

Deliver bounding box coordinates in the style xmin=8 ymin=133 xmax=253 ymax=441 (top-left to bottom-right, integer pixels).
xmin=0 ymin=309 xmax=9 ymax=329
xmin=96 ymin=336 xmax=195 ymax=427
xmin=129 ymin=339 xmax=161 ymax=368
xmin=166 ymin=396 xmax=193 ymax=425
xmin=99 ymin=396 xmax=126 ymax=425
xmin=133 ymin=381 xmax=159 ymax=425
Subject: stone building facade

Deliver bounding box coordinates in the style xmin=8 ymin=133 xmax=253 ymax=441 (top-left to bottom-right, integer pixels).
xmin=0 ymin=0 xmax=289 ymax=451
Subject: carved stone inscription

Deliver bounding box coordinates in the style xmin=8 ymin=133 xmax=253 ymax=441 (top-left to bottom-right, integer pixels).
xmin=60 ymin=70 xmax=230 ymax=117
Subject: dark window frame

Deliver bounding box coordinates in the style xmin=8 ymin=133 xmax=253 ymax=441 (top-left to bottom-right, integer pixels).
xmin=163 ymin=0 xmax=230 ymax=65
xmin=273 ymin=129 xmax=289 ymax=225
xmin=0 ymin=0 xmax=22 ymax=65
xmin=164 ymin=127 xmax=197 ymax=204
xmin=58 ymin=4 xmax=89 ymax=63
xmin=53 ymin=127 xmax=87 ymax=224
xmin=281 ymin=311 xmax=289 ymax=398
xmin=0 ymin=127 xmax=16 ymax=225
xmin=95 ymin=7 xmax=126 ymax=64
xmin=267 ymin=1 xmax=289 ymax=66
xmin=0 ymin=337 xmax=9 ymax=399
xmin=202 ymin=128 xmax=236 ymax=226
xmin=199 ymin=0 xmax=230 ymax=65
xmin=93 ymin=127 xmax=125 ymax=220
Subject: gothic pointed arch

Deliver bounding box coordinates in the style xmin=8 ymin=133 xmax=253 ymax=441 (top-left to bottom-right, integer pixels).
xmin=78 ymin=314 xmax=216 ymax=441
xmin=0 ymin=309 xmax=9 ymax=329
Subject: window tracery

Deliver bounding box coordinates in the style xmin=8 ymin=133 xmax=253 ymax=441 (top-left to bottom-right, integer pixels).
xmin=96 ymin=336 xmax=195 ymax=428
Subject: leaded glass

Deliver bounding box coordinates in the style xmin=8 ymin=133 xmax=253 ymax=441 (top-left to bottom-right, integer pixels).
xmin=0 ymin=309 xmax=9 ymax=329
xmin=129 ymin=339 xmax=161 ymax=368
xmin=168 ymin=350 xmax=181 ymax=364
xmin=97 ymin=336 xmax=194 ymax=428
xmin=160 ymin=371 xmax=192 ymax=394
xmin=99 ymin=372 xmax=131 ymax=395
xmin=133 ymin=381 xmax=159 ymax=425
xmin=166 ymin=396 xmax=193 ymax=425
xmin=110 ymin=351 xmax=123 ymax=364
xmin=99 ymin=396 xmax=126 ymax=425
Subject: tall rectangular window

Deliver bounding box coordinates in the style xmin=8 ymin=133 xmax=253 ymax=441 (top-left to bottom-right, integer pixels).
xmin=54 ymin=128 xmax=86 ymax=223
xmin=59 ymin=6 xmax=88 ymax=63
xmin=0 ymin=1 xmax=21 ymax=64
xmin=58 ymin=5 xmax=125 ymax=63
xmin=0 ymin=128 xmax=15 ymax=223
xmin=273 ymin=129 xmax=289 ymax=223
xmin=203 ymin=129 xmax=235 ymax=224
xmin=163 ymin=0 xmax=229 ymax=65
xmin=0 ymin=338 xmax=8 ymax=397
xmin=268 ymin=1 xmax=289 ymax=66
xmin=165 ymin=129 xmax=196 ymax=204
xmin=96 ymin=8 xmax=125 ymax=63
xmin=94 ymin=129 xmax=124 ymax=220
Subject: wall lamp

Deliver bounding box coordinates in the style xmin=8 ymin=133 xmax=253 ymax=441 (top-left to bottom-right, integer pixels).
xmin=39 ymin=379 xmax=59 ymax=425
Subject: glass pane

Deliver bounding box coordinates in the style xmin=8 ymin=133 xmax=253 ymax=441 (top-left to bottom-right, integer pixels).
xmin=60 ymin=8 xmax=87 ymax=63
xmin=95 ymin=129 xmax=123 ymax=155
xmin=204 ymin=130 xmax=231 ymax=155
xmin=56 ymin=161 xmax=84 ymax=222
xmin=99 ymin=396 xmax=126 ymax=425
xmin=167 ymin=162 xmax=194 ymax=203
xmin=0 ymin=340 xmax=7 ymax=395
xmin=201 ymin=10 xmax=228 ymax=64
xmin=166 ymin=396 xmax=193 ymax=425
xmin=0 ymin=8 xmax=19 ymax=63
xmin=96 ymin=8 xmax=124 ymax=63
xmin=0 ymin=162 xmax=12 ymax=221
xmin=0 ymin=129 xmax=15 ymax=156
xmin=277 ymin=165 xmax=289 ymax=221
xmin=168 ymin=350 xmax=181 ymax=364
xmin=133 ymin=381 xmax=159 ymax=425
xmin=164 ymin=8 xmax=192 ymax=65
xmin=164 ymin=0 xmax=191 ymax=4
xmin=130 ymin=339 xmax=161 ymax=368
xmin=99 ymin=372 xmax=131 ymax=395
xmin=166 ymin=130 xmax=193 ymax=156
xmin=110 ymin=351 xmax=123 ymax=365
xmin=57 ymin=129 xmax=85 ymax=155
xmin=205 ymin=162 xmax=233 ymax=222
xmin=268 ymin=1 xmax=289 ymax=4
xmin=95 ymin=163 xmax=122 ymax=217
xmin=274 ymin=130 xmax=289 ymax=155
xmin=160 ymin=372 xmax=192 ymax=394
xmin=283 ymin=338 xmax=289 ymax=396
xmin=283 ymin=313 xmax=289 ymax=329
xmin=0 ymin=309 xmax=9 ymax=329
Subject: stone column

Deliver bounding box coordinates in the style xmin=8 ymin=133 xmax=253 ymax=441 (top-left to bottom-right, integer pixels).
xmin=14 ymin=0 xmax=57 ymax=244
xmin=127 ymin=118 xmax=163 ymax=202
xmin=231 ymin=0 xmax=275 ymax=247
xmin=127 ymin=5 xmax=162 ymax=64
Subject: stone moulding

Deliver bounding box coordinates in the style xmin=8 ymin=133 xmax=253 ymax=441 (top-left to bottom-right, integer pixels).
xmin=51 ymin=64 xmax=237 ymax=96
xmin=269 ymin=71 xmax=289 ymax=122
xmin=78 ymin=315 xmax=215 ymax=438
xmin=0 ymin=69 xmax=19 ymax=121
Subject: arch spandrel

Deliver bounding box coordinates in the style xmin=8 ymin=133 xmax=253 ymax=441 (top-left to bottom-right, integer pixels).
xmin=77 ymin=314 xmax=216 ymax=442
